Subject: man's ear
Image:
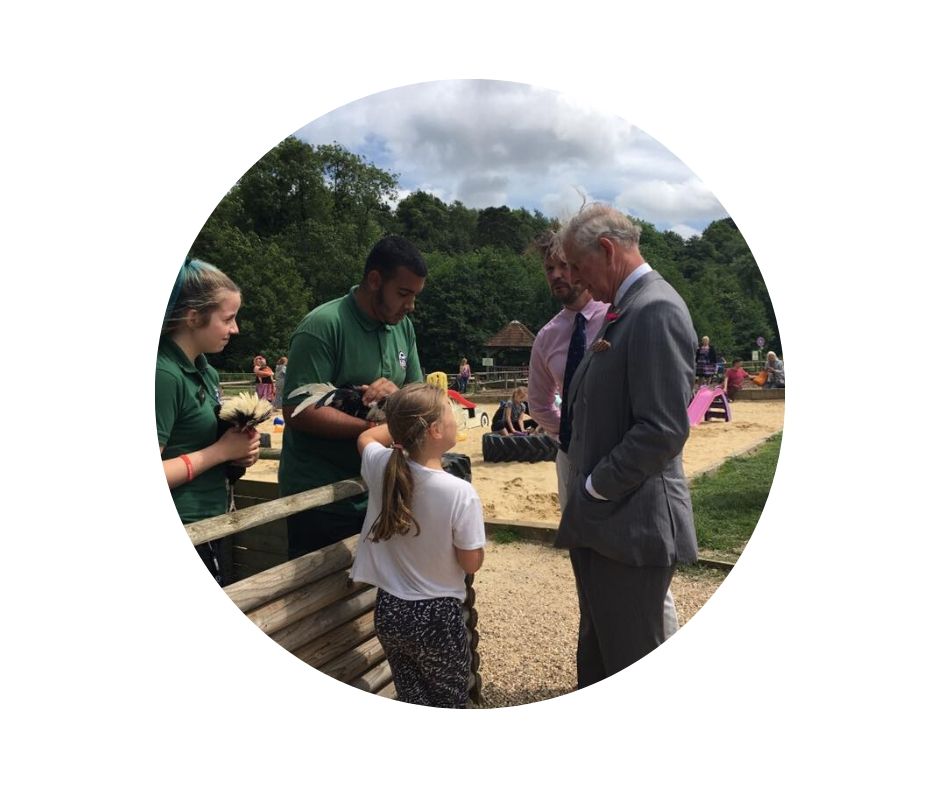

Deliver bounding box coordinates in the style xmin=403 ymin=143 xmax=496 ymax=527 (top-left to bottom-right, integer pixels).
xmin=598 ymin=236 xmax=616 ymax=264
xmin=365 ymin=269 xmax=383 ymax=291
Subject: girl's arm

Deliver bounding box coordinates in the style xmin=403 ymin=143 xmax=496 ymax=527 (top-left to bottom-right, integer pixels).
xmin=357 ymin=422 xmax=392 ymax=455
xmin=455 ymin=546 xmax=484 ymax=574
xmin=161 ymin=427 xmax=260 ymax=490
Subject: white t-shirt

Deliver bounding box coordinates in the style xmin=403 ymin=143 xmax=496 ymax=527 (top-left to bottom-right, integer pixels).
xmin=349 ymin=442 xmax=486 ymax=601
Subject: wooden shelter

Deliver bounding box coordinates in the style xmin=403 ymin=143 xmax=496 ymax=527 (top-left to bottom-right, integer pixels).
xmin=483 ymin=320 xmax=536 ymax=366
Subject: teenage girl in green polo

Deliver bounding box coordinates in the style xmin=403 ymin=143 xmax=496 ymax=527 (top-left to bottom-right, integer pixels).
xmin=156 ymin=259 xmax=261 ymax=582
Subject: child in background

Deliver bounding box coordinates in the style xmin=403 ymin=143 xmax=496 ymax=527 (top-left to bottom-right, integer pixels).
xmin=350 ymin=383 xmax=485 ymax=708
xmin=273 ymin=356 xmax=288 ymax=410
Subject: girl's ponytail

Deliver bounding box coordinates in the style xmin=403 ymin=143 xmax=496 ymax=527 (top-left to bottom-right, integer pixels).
xmin=367 ymin=384 xmax=447 ymax=542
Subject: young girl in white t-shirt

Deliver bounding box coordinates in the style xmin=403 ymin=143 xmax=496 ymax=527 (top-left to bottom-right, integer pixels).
xmin=350 ymin=383 xmax=485 ymax=707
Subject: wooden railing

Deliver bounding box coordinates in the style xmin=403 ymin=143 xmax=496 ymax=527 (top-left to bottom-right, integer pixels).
xmin=186 ymin=477 xmax=482 ymax=703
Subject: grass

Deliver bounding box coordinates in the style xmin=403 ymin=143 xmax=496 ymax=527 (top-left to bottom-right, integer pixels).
xmin=490 ymin=527 xmax=521 ymax=545
xmin=690 ymin=432 xmax=782 ymax=562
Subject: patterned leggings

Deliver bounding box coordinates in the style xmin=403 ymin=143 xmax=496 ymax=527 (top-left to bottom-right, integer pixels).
xmin=374 ymin=589 xmax=470 ymax=708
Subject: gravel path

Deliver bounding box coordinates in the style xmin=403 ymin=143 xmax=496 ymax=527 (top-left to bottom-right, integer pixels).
xmin=472 ymin=541 xmax=726 ymax=707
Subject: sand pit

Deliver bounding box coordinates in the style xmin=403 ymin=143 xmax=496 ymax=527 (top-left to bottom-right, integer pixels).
xmin=247 ymin=395 xmax=785 ymax=525
xmin=243 ymin=395 xmax=783 ymax=707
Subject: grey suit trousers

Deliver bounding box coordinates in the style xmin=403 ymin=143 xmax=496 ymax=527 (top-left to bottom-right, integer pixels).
xmin=569 ymin=547 xmax=675 ymax=688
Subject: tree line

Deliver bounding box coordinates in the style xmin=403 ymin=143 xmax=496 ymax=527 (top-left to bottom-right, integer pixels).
xmin=187 ymin=137 xmax=780 ymax=375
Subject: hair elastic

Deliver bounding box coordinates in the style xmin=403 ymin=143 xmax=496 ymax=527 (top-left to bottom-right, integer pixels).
xmin=391 ymin=443 xmax=404 ymax=451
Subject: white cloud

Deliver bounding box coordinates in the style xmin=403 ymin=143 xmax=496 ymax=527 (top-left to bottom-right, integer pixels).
xmin=669 ymin=223 xmax=702 ymax=240
xmin=294 ymin=80 xmax=729 ymax=231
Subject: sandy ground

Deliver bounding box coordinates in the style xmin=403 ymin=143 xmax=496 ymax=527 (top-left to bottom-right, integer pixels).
xmin=247 ymin=396 xmax=785 ymax=525
xmin=244 ymin=395 xmax=784 ymax=707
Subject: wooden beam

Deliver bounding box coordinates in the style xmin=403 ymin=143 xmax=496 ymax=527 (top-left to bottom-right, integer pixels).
xmin=224 ymin=535 xmax=359 ymax=612
xmin=186 ymin=478 xmax=367 ymax=545
xmin=319 ymin=636 xmax=386 ymax=684
xmin=246 ymin=574 xmax=367 ymax=636
xmin=293 ymin=609 xmax=377 ymax=669
xmin=273 ymin=588 xmax=377 ymax=654
xmin=351 ymin=659 xmax=394 ymax=694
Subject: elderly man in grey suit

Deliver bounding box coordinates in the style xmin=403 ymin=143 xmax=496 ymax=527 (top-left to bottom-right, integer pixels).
xmin=557 ymin=203 xmax=698 ymax=688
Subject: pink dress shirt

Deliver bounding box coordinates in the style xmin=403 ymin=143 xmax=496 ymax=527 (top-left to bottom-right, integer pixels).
xmin=527 ymin=299 xmax=610 ymax=438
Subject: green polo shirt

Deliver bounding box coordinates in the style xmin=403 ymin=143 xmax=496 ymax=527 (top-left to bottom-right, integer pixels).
xmin=155 ymin=336 xmax=227 ymax=524
xmin=278 ymin=287 xmax=423 ymax=515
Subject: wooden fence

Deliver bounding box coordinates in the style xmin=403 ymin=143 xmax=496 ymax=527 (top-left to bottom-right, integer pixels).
xmin=185 ymin=477 xmax=482 ymax=703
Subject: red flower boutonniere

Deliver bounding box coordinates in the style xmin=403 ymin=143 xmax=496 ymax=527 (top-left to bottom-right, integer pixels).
xmin=605 ymin=309 xmax=621 ymax=323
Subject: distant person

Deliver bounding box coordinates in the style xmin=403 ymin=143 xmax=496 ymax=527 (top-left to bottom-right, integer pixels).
xmin=490 ymin=386 xmax=528 ymax=435
xmin=722 ymin=358 xmax=750 ymax=401
xmin=273 ymin=356 xmax=288 ymax=410
xmin=695 ymin=335 xmax=718 ymax=383
xmin=527 ymin=229 xmax=678 ymax=638
xmin=156 ymin=258 xmax=261 ymax=583
xmin=558 ymin=203 xmax=698 ymax=687
xmin=457 ymin=357 xmax=471 ymax=393
xmin=349 ymin=383 xmax=485 ymax=707
xmin=253 ymin=355 xmax=275 ymax=402
xmin=279 ymin=235 xmax=427 ymax=559
xmin=764 ymin=351 xmax=785 ymax=388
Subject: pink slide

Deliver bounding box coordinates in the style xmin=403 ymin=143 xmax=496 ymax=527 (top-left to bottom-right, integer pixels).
xmin=687 ymin=386 xmax=731 ymax=426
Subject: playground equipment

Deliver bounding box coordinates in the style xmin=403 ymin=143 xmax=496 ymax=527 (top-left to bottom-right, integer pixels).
xmin=687 ymin=386 xmax=731 ymax=427
xmin=427 ymin=372 xmax=490 ymax=437
xmin=482 ymin=433 xmax=558 ymax=463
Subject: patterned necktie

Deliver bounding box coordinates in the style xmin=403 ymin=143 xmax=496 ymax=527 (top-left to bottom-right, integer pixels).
xmin=559 ymin=311 xmax=587 ymax=453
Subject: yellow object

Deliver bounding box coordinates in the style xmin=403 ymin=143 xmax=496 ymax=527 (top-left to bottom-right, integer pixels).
xmin=426 ymin=371 xmax=448 ymax=391
xmin=273 ymin=425 xmax=284 ymax=433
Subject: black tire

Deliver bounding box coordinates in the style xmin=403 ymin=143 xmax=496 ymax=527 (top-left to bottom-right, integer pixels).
xmin=483 ymin=432 xmax=558 ymax=463
xmin=442 ymin=452 xmax=472 ymax=482
xmin=479 ymin=412 xmax=490 ymax=428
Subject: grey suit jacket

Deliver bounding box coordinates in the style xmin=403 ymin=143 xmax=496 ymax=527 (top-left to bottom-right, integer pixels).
xmin=555 ymin=270 xmax=699 ymax=566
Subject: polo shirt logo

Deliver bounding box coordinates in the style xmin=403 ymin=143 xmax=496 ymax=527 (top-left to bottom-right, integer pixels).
xmin=398 ymin=351 xmax=407 ymax=369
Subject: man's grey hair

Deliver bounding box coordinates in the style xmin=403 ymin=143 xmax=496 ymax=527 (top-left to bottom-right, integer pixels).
xmin=561 ymin=202 xmax=642 ymax=252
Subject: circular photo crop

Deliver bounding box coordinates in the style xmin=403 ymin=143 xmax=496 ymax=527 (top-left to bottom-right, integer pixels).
xmin=157 ymin=79 xmax=783 ymax=708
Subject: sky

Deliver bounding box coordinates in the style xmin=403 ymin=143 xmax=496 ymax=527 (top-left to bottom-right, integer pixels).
xmin=293 ymin=79 xmax=728 ymax=239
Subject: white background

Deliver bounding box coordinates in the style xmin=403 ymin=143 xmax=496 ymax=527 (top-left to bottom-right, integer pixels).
xmin=3 ymin=1 xmax=938 ymax=785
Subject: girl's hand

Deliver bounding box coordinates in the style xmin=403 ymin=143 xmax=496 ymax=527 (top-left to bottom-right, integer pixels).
xmin=217 ymin=426 xmax=261 ymax=464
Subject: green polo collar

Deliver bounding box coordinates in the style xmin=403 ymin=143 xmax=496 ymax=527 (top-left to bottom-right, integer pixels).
xmin=159 ymin=335 xmax=211 ymax=374
xmin=346 ymin=286 xmax=393 ymax=333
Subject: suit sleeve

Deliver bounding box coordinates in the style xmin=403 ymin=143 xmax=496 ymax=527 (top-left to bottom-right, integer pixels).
xmin=590 ymin=297 xmax=694 ymax=499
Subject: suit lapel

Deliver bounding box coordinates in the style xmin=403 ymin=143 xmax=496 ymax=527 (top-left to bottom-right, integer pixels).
xmin=569 ymin=271 xmax=662 ymax=397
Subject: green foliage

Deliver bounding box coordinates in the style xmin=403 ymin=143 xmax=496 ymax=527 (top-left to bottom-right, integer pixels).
xmin=490 ymin=528 xmax=520 ymax=545
xmin=185 ymin=136 xmax=780 ymax=371
xmin=691 ymin=432 xmax=782 ymax=561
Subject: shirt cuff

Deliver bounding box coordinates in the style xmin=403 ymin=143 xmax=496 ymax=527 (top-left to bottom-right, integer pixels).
xmin=585 ymin=474 xmax=608 ymax=500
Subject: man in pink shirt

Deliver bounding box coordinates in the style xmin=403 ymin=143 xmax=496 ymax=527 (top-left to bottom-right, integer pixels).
xmin=527 ymin=230 xmax=678 ymax=639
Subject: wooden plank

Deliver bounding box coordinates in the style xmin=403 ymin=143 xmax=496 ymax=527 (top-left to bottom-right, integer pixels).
xmin=274 ymin=588 xmax=377 ymax=654
xmin=293 ymin=609 xmax=377 ymax=669
xmin=484 ymin=518 xmax=559 ymax=544
xmin=246 ymin=574 xmax=368 ymax=636
xmin=187 ymin=477 xmax=368 ymax=545
xmin=375 ymin=680 xmax=397 ymax=700
xmin=351 ymin=659 xmax=393 ymax=694
xmin=224 ymin=535 xmax=358 ymax=612
xmin=319 ymin=636 xmax=386 ymax=685
xmin=232 ymin=522 xmax=288 ymax=555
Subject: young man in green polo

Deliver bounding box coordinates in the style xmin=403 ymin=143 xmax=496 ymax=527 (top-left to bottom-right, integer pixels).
xmin=279 ymin=236 xmax=427 ymax=558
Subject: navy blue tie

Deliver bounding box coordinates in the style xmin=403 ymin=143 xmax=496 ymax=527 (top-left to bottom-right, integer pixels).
xmin=559 ymin=312 xmax=587 ymax=453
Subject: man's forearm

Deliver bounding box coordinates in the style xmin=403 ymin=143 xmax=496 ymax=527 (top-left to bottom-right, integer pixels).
xmin=284 ymin=403 xmax=372 ymax=440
